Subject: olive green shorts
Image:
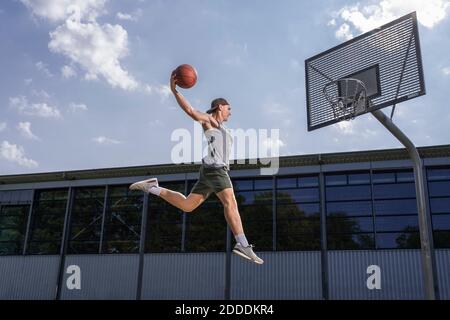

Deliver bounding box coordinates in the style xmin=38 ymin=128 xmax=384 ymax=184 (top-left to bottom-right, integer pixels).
xmin=190 ymin=166 xmax=233 ymax=198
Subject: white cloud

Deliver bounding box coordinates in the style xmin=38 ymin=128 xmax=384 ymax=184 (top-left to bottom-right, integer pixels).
xmin=117 ymin=12 xmax=133 ymax=20
xmin=21 ymin=0 xmax=139 ymax=91
xmin=116 ymin=10 xmax=142 ymax=22
xmin=48 ymin=18 xmax=139 ymax=91
xmin=9 ymin=96 xmax=62 ymax=119
xmin=335 ymin=23 xmax=353 ymax=40
xmin=0 ymin=122 xmax=6 ymax=132
xmin=331 ymin=0 xmax=450 ymax=40
xmin=69 ymin=102 xmax=88 ymax=112
xmin=334 ymin=121 xmax=355 ymax=134
xmin=35 ymin=61 xmax=53 ymax=77
xmin=92 ymin=136 xmax=122 ymax=144
xmin=17 ymin=122 xmax=39 ymax=140
xmin=0 ymin=140 xmax=38 ymax=168
xmin=20 ymin=0 xmax=107 ymax=22
xmin=31 ymin=89 xmax=51 ymax=99
xmin=442 ymin=67 xmax=450 ymax=76
xmin=24 ymin=78 xmax=33 ymax=85
xmin=144 ymin=84 xmax=172 ymax=100
xmin=61 ymin=65 xmax=77 ymax=78
xmin=262 ymin=137 xmax=286 ymax=150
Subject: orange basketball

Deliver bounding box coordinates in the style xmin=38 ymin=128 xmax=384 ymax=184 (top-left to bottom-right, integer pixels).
xmin=174 ymin=64 xmax=197 ymax=89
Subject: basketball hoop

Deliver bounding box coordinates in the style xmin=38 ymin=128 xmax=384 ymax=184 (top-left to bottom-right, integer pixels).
xmin=323 ymin=78 xmax=368 ymax=121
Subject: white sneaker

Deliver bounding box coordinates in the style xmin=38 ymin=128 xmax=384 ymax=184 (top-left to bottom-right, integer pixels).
xmin=233 ymin=243 xmax=264 ymax=264
xmin=129 ymin=178 xmax=158 ymax=193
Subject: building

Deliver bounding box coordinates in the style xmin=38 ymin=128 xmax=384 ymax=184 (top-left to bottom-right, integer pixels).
xmin=0 ymin=145 xmax=449 ymax=300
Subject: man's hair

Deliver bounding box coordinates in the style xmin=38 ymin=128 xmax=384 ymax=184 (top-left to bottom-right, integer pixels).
xmin=208 ymin=98 xmax=229 ymax=114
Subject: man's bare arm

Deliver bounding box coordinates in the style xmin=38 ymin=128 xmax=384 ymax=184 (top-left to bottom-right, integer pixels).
xmin=170 ymin=73 xmax=218 ymax=126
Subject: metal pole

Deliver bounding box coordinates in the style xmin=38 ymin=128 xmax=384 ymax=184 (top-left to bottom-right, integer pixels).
xmin=136 ymin=192 xmax=149 ymax=300
xmin=371 ymin=109 xmax=437 ymax=300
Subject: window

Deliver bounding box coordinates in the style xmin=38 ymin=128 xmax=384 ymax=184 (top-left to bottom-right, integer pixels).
xmin=326 ymin=172 xmax=374 ymax=250
xmin=27 ymin=189 xmax=68 ymax=254
xmin=276 ymin=175 xmax=320 ymax=251
xmin=0 ymin=205 xmax=29 ymax=255
xmin=0 ymin=190 xmax=33 ymax=204
xmin=103 ymin=186 xmax=142 ymax=253
xmin=146 ymin=181 xmax=184 ymax=253
xmin=67 ymin=187 xmax=105 ymax=254
xmin=235 ymin=178 xmax=273 ymax=251
xmin=373 ymin=170 xmax=419 ymax=249
xmin=428 ymin=167 xmax=450 ymax=248
xmin=185 ymin=189 xmax=226 ymax=252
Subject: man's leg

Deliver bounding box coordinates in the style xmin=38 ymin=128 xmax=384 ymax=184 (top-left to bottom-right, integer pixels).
xmin=129 ymin=178 xmax=207 ymax=212
xmin=159 ymin=189 xmax=206 ymax=213
xmin=216 ymin=188 xmax=264 ymax=264
xmin=215 ymin=188 xmax=244 ymax=235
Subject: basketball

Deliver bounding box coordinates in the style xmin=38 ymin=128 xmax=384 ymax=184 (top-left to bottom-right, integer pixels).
xmin=174 ymin=64 xmax=197 ymax=89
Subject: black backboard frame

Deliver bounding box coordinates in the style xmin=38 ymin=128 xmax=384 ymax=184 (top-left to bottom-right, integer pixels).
xmin=305 ymin=12 xmax=425 ymax=131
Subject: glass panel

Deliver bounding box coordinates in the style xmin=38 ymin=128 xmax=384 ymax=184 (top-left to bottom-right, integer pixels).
xmin=327 ymin=216 xmax=373 ymax=233
xmin=236 ymin=191 xmax=272 ymax=205
xmin=327 ymin=233 xmax=375 ymax=250
xmin=372 ymin=172 xmax=396 ymax=184
xmin=277 ymin=217 xmax=320 ymax=235
xmin=26 ymin=241 xmax=60 ymax=255
xmin=433 ymin=231 xmax=450 ymax=248
xmin=325 ymin=174 xmax=347 ymax=186
xmin=327 ymin=201 xmax=372 ymax=217
xmin=146 ymin=182 xmax=184 ymax=253
xmin=254 ymin=179 xmax=273 ymax=190
xmin=376 ymin=232 xmax=420 ymax=249
xmin=233 ymin=180 xmax=253 ymax=191
xmin=298 ymin=176 xmax=319 ymax=187
xmin=373 ymin=183 xmax=416 ymax=199
xmin=427 ymin=168 xmax=450 ymax=181
xmin=68 ymin=187 xmax=105 ymax=254
xmin=0 ymin=205 xmax=29 ymax=231
xmin=348 ymin=173 xmax=370 ymax=185
xmin=277 ymin=203 xmax=320 ymax=219
xmin=374 ymin=199 xmax=417 ymax=215
xmin=277 ymin=233 xmax=320 ymax=250
xmin=432 ymin=214 xmax=450 ymax=231
xmin=397 ymin=171 xmax=414 ymax=182
xmin=276 ymin=177 xmax=297 ymax=189
xmin=430 ymin=198 xmax=450 ymax=214
xmin=27 ymin=189 xmax=68 ymax=254
xmin=326 ymin=185 xmax=371 ymax=201
xmin=277 ymin=188 xmax=319 ymax=203
xmin=375 ymin=215 xmax=419 ymax=232
xmin=428 ymin=181 xmax=450 ymax=197
xmin=103 ymin=186 xmax=142 ymax=254
xmin=185 ymin=195 xmax=226 ymax=252
xmin=0 ymin=242 xmax=23 ymax=255
xmin=239 ymin=205 xmax=272 ymax=251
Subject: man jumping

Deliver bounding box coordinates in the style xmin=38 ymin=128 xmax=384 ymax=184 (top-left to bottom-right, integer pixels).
xmin=129 ymin=71 xmax=263 ymax=264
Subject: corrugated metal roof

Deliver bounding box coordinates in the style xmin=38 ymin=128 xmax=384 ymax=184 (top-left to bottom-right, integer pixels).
xmin=1 ymin=144 xmax=450 ymax=185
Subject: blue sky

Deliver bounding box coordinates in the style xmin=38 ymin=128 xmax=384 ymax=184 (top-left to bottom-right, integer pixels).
xmin=1 ymin=0 xmax=449 ymax=175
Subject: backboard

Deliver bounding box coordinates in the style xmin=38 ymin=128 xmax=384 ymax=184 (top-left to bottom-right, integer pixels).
xmin=305 ymin=12 xmax=425 ymax=131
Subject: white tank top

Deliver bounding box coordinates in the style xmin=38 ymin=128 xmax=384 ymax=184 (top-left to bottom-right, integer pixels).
xmin=202 ymin=122 xmax=233 ymax=170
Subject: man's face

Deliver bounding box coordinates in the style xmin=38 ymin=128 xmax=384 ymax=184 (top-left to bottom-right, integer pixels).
xmin=220 ymin=104 xmax=231 ymax=121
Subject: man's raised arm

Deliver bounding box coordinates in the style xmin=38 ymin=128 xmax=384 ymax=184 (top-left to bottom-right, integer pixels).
xmin=170 ymin=72 xmax=211 ymax=125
